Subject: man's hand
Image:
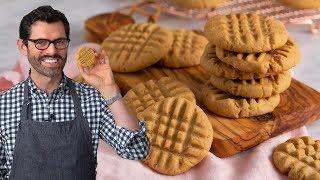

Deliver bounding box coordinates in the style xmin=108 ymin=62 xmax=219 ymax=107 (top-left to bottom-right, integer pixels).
xmin=77 ymin=50 xmax=119 ymax=99
xmin=78 ymin=49 xmax=140 ymax=131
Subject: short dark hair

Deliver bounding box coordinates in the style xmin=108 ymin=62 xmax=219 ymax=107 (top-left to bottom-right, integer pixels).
xmin=19 ymin=5 xmax=70 ymax=41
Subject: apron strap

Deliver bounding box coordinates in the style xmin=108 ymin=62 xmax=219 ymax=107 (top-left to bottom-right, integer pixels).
xmin=21 ymin=79 xmax=31 ymax=121
xmin=66 ymin=77 xmax=85 ymax=119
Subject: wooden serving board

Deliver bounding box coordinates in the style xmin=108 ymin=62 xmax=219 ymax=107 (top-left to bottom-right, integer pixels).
xmin=113 ymin=65 xmax=320 ymax=158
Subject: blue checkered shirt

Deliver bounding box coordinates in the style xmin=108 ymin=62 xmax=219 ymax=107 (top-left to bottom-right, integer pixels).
xmin=0 ymin=74 xmax=149 ymax=179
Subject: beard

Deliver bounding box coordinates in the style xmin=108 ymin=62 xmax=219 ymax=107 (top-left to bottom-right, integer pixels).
xmin=27 ymin=51 xmax=67 ymax=78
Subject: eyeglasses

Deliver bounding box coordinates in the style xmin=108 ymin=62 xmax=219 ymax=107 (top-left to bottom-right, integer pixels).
xmin=25 ymin=38 xmax=70 ymax=50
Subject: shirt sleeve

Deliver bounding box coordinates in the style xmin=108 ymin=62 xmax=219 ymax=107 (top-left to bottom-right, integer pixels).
xmin=0 ymin=131 xmax=6 ymax=178
xmin=98 ymin=97 xmax=149 ymax=160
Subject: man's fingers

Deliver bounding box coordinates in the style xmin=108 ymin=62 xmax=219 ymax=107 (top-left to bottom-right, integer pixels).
xmin=84 ymin=67 xmax=91 ymax=74
xmin=101 ymin=49 xmax=107 ymax=56
xmin=79 ymin=66 xmax=89 ymax=75
xmin=99 ymin=56 xmax=105 ymax=64
xmin=94 ymin=49 xmax=109 ymax=65
xmin=78 ymin=65 xmax=84 ymax=74
xmin=101 ymin=50 xmax=111 ymax=66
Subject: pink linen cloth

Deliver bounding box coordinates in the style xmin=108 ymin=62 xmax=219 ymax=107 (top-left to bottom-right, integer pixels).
xmin=0 ymin=43 xmax=307 ymax=179
xmin=96 ymin=127 xmax=307 ymax=180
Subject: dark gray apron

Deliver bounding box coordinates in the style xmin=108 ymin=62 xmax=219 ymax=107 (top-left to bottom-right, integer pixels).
xmin=9 ymin=77 xmax=96 ymax=180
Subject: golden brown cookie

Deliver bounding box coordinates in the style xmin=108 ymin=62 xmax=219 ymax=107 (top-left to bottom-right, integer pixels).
xmin=209 ymin=72 xmax=292 ymax=98
xmin=200 ymin=42 xmax=277 ymax=80
xmin=158 ymin=29 xmax=208 ymax=68
xmin=123 ymin=77 xmax=196 ymax=116
xmin=138 ymin=97 xmax=213 ymax=175
xmin=202 ymin=81 xmax=280 ymax=118
xmin=216 ymin=37 xmax=300 ymax=73
xmin=101 ymin=23 xmax=173 ymax=72
xmin=84 ymin=12 xmax=134 ymax=43
xmin=75 ymin=46 xmax=96 ymax=68
xmin=273 ymin=136 xmax=320 ymax=179
xmin=173 ymin=0 xmax=227 ymax=9
xmin=204 ymin=13 xmax=288 ymax=53
xmin=192 ymin=29 xmax=206 ymax=37
xmin=84 ymin=31 xmax=101 ymax=44
xmin=281 ymin=0 xmax=320 ymax=9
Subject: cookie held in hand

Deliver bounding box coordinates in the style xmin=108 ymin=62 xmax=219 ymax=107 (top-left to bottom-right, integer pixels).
xmin=75 ymin=46 xmax=96 ymax=68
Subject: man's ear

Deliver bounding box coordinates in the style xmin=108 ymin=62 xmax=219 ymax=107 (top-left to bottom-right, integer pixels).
xmin=17 ymin=39 xmax=28 ymax=56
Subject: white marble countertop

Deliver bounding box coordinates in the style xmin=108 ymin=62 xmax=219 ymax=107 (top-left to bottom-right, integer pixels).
xmin=0 ymin=0 xmax=319 ymax=138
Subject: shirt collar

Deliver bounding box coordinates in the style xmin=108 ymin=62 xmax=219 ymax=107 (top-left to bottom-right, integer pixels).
xmin=27 ymin=70 xmax=69 ymax=95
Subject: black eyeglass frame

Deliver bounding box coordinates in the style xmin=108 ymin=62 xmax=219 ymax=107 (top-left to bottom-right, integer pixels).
xmin=24 ymin=38 xmax=70 ymax=50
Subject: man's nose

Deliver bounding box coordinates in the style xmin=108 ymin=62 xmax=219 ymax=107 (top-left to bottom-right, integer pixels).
xmin=45 ymin=42 xmax=57 ymax=54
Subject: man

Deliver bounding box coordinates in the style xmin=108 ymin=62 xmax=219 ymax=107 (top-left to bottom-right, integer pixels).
xmin=0 ymin=5 xmax=149 ymax=180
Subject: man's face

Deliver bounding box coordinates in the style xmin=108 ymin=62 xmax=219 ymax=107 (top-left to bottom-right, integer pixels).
xmin=26 ymin=21 xmax=68 ymax=78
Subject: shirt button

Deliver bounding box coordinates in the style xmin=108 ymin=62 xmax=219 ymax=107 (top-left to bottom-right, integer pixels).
xmin=47 ymin=114 xmax=55 ymax=121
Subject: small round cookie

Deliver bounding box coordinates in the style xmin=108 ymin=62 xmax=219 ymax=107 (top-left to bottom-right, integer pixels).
xmin=209 ymin=71 xmax=292 ymax=98
xmin=138 ymin=97 xmax=213 ymax=175
xmin=101 ymin=23 xmax=173 ymax=72
xmin=84 ymin=12 xmax=134 ymax=43
xmin=202 ymin=81 xmax=280 ymax=118
xmin=123 ymin=77 xmax=196 ymax=116
xmin=75 ymin=46 xmax=96 ymax=68
xmin=173 ymin=0 xmax=227 ymax=9
xmin=273 ymin=136 xmax=320 ymax=179
xmin=200 ymin=42 xmax=277 ymax=80
xmin=281 ymin=0 xmax=320 ymax=9
xmin=216 ymin=37 xmax=300 ymax=73
xmin=158 ymin=29 xmax=208 ymax=68
xmin=204 ymin=13 xmax=288 ymax=53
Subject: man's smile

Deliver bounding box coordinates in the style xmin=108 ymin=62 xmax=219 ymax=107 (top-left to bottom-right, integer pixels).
xmin=40 ymin=57 xmax=61 ymax=68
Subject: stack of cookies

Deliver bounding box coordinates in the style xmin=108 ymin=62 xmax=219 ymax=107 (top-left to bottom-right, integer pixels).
xmin=201 ymin=12 xmax=300 ymax=118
